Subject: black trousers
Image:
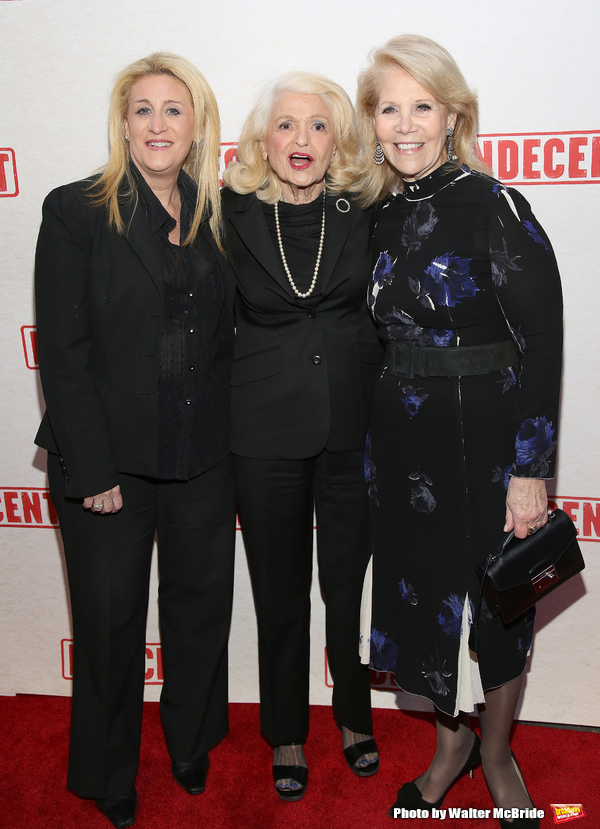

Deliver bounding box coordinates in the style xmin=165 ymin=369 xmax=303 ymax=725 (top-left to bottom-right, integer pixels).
xmin=48 ymin=453 xmax=236 ymax=799
xmin=234 ymin=449 xmax=373 ymax=746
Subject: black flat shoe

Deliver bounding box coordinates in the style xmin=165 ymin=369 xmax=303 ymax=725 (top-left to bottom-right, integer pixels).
xmin=388 ymin=731 xmax=481 ymax=817
xmin=343 ymin=737 xmax=380 ymax=777
xmin=172 ymin=753 xmax=209 ymax=794
xmin=95 ymin=790 xmax=137 ymax=829
xmin=272 ymin=764 xmax=308 ymax=801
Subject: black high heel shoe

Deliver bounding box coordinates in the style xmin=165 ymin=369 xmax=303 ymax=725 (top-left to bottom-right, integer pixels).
xmin=388 ymin=731 xmax=481 ymax=818
xmin=496 ymin=753 xmax=540 ymax=829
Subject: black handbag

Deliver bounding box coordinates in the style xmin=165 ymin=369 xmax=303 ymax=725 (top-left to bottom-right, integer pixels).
xmin=475 ymin=508 xmax=585 ymax=627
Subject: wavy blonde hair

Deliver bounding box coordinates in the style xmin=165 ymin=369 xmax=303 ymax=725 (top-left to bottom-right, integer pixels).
xmin=90 ymin=52 xmax=223 ymax=248
xmin=355 ymin=34 xmax=491 ymax=205
xmin=223 ymin=71 xmax=363 ymax=203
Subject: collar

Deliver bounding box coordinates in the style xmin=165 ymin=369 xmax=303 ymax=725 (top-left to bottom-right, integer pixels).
xmin=129 ymin=162 xmax=201 ymax=237
xmin=402 ymin=162 xmax=468 ymax=202
xmin=224 ymin=186 xmax=355 ymax=216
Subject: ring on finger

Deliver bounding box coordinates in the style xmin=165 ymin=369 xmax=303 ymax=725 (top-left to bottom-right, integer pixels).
xmin=92 ymin=501 xmax=103 ymax=512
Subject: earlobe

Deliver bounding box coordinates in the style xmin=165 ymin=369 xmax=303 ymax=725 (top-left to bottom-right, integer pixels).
xmin=259 ymin=142 xmax=268 ymax=162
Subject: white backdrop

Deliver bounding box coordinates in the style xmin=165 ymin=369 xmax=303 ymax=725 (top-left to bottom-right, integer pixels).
xmin=1 ymin=0 xmax=598 ymax=726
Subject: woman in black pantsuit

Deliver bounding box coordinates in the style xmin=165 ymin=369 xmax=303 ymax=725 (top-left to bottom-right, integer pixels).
xmin=222 ymin=72 xmax=385 ymax=801
xmin=34 ymin=54 xmax=235 ymax=829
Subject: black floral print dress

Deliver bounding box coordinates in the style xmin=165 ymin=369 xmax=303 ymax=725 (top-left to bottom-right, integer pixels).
xmin=363 ymin=164 xmax=563 ymax=716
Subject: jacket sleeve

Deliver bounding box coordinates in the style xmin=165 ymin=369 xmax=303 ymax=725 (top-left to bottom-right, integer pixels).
xmin=488 ymin=185 xmax=563 ymax=479
xmin=35 ymin=184 xmax=119 ymax=497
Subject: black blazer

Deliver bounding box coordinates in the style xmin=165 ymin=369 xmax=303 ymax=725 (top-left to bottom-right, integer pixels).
xmin=222 ymin=187 xmax=384 ymax=459
xmin=35 ymin=178 xmax=234 ymax=498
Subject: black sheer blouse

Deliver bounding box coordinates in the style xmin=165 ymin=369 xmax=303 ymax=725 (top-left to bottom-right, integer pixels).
xmin=132 ymin=164 xmax=226 ymax=480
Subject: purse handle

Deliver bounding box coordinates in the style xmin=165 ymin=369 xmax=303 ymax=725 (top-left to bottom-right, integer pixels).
xmin=496 ymin=509 xmax=557 ymax=558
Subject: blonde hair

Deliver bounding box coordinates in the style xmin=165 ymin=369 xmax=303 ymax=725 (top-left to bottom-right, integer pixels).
xmin=355 ymin=34 xmax=490 ymax=205
xmin=223 ymin=71 xmax=362 ymax=202
xmin=91 ymin=52 xmax=223 ymax=248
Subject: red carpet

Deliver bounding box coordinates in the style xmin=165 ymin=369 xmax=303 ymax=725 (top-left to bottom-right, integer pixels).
xmin=0 ymin=695 xmax=598 ymax=828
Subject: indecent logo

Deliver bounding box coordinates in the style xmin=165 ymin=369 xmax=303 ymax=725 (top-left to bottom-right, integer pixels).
xmin=0 ymin=488 xmax=58 ymax=527
xmin=549 ymin=497 xmax=600 ymax=542
xmin=477 ymin=131 xmax=600 ymax=185
xmin=21 ymin=325 xmax=38 ymax=369
xmin=0 ymin=148 xmax=19 ymax=197
xmin=218 ymin=142 xmax=237 ymax=186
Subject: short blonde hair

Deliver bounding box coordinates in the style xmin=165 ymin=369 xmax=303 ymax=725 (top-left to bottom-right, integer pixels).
xmin=223 ymin=71 xmax=362 ymax=202
xmin=92 ymin=52 xmax=223 ymax=247
xmin=355 ymin=34 xmax=490 ymax=205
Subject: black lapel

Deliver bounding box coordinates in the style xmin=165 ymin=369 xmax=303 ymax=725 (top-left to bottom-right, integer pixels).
xmin=119 ymin=193 xmax=165 ymax=299
xmin=319 ymin=194 xmax=355 ymax=294
xmin=226 ymin=192 xmax=297 ymax=296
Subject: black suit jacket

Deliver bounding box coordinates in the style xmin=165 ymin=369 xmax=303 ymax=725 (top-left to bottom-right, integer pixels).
xmin=35 ymin=178 xmax=234 ymax=497
xmin=222 ymin=187 xmax=384 ymax=458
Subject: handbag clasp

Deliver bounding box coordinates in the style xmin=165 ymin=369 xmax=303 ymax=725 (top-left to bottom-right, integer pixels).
xmin=531 ymin=565 xmax=558 ymax=594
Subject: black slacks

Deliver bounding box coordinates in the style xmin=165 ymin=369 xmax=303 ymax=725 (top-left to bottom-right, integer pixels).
xmin=234 ymin=449 xmax=373 ymax=747
xmin=48 ymin=453 xmax=236 ymax=799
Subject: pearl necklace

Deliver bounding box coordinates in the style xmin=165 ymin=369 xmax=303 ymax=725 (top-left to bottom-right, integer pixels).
xmin=274 ymin=188 xmax=326 ymax=299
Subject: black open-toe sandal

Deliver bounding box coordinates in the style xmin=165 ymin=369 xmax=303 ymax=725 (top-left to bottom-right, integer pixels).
xmin=343 ymin=738 xmax=380 ymax=777
xmin=272 ymin=763 xmax=308 ymax=801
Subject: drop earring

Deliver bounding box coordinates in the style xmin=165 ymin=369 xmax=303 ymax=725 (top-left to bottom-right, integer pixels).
xmin=447 ymin=128 xmax=456 ymax=162
xmin=374 ymin=139 xmax=385 ymax=166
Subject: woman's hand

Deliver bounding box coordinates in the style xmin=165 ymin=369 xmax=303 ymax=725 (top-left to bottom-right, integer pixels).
xmin=83 ymin=485 xmax=123 ymax=515
xmin=504 ymin=477 xmax=548 ymax=539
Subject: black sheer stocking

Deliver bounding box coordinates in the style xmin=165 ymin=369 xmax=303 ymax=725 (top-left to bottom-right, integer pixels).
xmin=478 ymin=675 xmax=535 ymax=817
xmin=412 ymin=710 xmax=475 ymax=804
xmin=273 ymin=744 xmax=307 ymax=793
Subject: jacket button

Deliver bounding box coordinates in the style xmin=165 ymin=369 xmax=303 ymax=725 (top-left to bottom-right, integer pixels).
xmin=59 ymin=456 xmax=69 ymax=481
xmin=307 ymin=310 xmax=316 ymax=319
xmin=312 ymin=355 xmax=322 ymax=365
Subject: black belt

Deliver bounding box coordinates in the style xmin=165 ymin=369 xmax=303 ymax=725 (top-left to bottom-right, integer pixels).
xmin=386 ymin=340 xmax=518 ymax=379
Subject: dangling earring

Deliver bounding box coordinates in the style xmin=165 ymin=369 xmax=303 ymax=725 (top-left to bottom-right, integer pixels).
xmin=446 ymin=127 xmax=456 ymax=162
xmin=374 ymin=139 xmax=385 ymax=166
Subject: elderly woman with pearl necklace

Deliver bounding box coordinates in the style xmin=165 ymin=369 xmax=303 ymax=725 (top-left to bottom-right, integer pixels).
xmin=222 ymin=71 xmax=384 ymax=800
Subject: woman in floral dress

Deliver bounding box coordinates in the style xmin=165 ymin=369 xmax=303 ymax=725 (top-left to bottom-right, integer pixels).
xmin=355 ymin=35 xmax=562 ymax=828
